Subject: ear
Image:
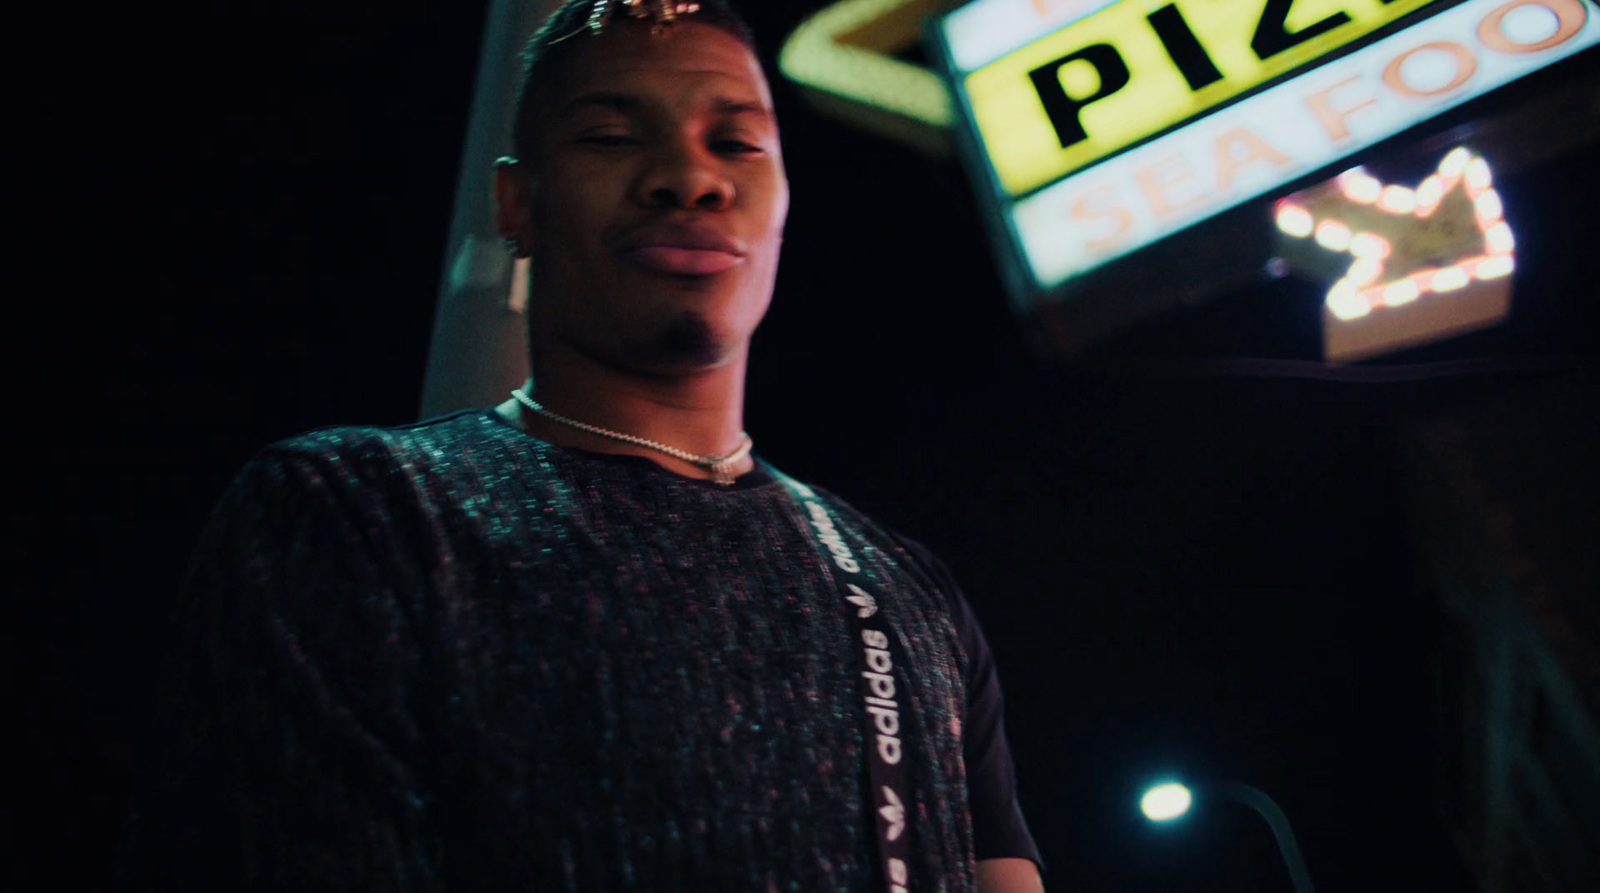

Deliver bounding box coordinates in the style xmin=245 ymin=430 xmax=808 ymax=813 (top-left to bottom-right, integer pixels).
xmin=493 ymin=156 xmax=533 ymax=255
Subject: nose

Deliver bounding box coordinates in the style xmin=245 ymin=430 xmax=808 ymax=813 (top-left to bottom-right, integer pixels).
xmin=638 ymin=139 xmax=732 ymax=211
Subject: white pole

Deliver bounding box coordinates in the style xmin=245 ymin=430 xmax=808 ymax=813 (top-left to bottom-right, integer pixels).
xmin=1213 ymin=780 xmax=1317 ymax=893
xmin=418 ymin=0 xmax=565 ymax=419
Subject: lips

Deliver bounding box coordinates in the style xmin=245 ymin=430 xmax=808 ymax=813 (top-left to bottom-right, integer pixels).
xmin=618 ymin=222 xmax=745 ymax=276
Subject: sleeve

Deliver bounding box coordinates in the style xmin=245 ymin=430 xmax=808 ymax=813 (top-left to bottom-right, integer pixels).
xmin=119 ymin=445 xmax=443 ymax=892
xmin=896 ymin=539 xmax=1044 ymax=874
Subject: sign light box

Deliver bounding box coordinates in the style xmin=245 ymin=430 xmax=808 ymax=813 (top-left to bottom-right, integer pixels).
xmin=958 ymin=0 xmax=1443 ymax=197
xmin=931 ymin=0 xmax=1599 ymax=343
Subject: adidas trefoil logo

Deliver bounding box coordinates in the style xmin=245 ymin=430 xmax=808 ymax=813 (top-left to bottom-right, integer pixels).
xmin=878 ymin=785 xmax=905 ymax=841
xmin=846 ymin=583 xmax=877 ymax=618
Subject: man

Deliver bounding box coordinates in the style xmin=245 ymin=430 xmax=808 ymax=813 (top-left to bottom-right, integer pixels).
xmin=128 ymin=2 xmax=1043 ymax=890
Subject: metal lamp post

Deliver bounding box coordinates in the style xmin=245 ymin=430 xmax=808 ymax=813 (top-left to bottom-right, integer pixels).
xmin=1140 ymin=779 xmax=1316 ymax=893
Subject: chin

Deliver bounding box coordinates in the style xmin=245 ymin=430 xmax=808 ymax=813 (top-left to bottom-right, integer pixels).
xmin=654 ymin=312 xmax=730 ymax=369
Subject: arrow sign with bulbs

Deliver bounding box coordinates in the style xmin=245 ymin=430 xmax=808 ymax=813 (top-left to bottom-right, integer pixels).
xmin=1274 ymin=147 xmax=1515 ymax=360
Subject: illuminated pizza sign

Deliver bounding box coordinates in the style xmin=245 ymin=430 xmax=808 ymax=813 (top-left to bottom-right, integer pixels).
xmin=931 ymin=0 xmax=1598 ymax=339
xmin=955 ymin=0 xmax=1444 ymax=197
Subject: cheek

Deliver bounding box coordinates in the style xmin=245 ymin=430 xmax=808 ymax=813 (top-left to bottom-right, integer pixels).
xmin=532 ymin=190 xmax=585 ymax=240
xmin=765 ymin=170 xmax=790 ymax=231
xmin=748 ymin=175 xmax=790 ymax=246
xmin=740 ymin=175 xmax=788 ymax=272
xmin=530 ymin=163 xmax=623 ymax=241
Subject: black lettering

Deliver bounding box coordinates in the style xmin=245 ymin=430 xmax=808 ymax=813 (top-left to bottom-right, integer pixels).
xmin=1147 ymin=4 xmax=1224 ymax=91
xmin=1028 ymin=44 xmax=1130 ymax=149
xmin=1251 ymin=0 xmax=1351 ymax=61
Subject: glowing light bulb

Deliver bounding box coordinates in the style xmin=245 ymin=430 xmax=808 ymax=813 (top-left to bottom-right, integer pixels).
xmin=1327 ymin=279 xmax=1369 ymax=320
xmin=1275 ymin=204 xmax=1314 ymax=238
xmin=1383 ymin=279 xmax=1421 ymax=306
xmin=1475 ymin=254 xmax=1515 ymax=279
xmin=1475 ymin=190 xmax=1503 ymax=223
xmin=1415 ymin=175 xmax=1445 ymax=215
xmin=1349 ymin=232 xmax=1391 ymax=258
xmin=1141 ymin=784 xmax=1193 ymax=822
xmin=1440 ymin=147 xmax=1471 ymax=177
xmin=1378 ymin=185 xmax=1416 ymax=213
xmin=1338 ymin=168 xmax=1382 ymax=203
xmin=1486 ymin=222 xmax=1515 ymax=254
xmin=1348 ymin=256 xmax=1382 ymax=286
xmin=1432 ymin=266 xmax=1470 ymax=291
xmin=1314 ymin=219 xmax=1352 ymax=251
xmin=1465 ymin=157 xmax=1492 ymax=191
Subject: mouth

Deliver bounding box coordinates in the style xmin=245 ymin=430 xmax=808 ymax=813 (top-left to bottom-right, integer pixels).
xmin=618 ymin=222 xmax=746 ymax=276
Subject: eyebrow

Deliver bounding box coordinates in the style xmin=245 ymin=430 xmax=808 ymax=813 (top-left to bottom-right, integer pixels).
xmin=712 ymin=98 xmax=773 ymax=121
xmin=558 ymin=91 xmax=773 ymax=122
xmin=558 ymin=91 xmax=641 ymax=119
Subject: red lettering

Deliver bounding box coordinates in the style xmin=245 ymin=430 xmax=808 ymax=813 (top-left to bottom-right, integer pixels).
xmin=1305 ymin=75 xmax=1377 ymax=144
xmin=1212 ymin=127 xmax=1291 ymax=194
xmin=1136 ymin=153 xmax=1207 ymax=220
xmin=1382 ymin=41 xmax=1478 ymax=97
xmin=1069 ymin=185 xmax=1134 ymax=252
xmin=1479 ymin=0 xmax=1586 ymax=53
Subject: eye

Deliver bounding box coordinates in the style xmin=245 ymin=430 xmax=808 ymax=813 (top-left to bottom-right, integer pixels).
xmin=578 ymin=133 xmax=640 ymax=148
xmin=712 ymin=138 xmax=763 ymax=155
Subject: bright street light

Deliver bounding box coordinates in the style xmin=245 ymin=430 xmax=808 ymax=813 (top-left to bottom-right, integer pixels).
xmin=1139 ymin=778 xmax=1317 ymax=893
xmin=1140 ymin=783 xmax=1193 ymax=821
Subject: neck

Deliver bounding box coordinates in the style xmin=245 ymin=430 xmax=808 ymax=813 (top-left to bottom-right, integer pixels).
xmin=497 ymin=343 xmax=754 ymax=482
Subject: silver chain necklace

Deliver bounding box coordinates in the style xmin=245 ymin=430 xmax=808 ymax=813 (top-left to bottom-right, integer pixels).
xmin=511 ymin=388 xmax=753 ymax=485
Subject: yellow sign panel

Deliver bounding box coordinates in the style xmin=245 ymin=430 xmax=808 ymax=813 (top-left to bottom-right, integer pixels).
xmin=965 ymin=0 xmax=1442 ymax=196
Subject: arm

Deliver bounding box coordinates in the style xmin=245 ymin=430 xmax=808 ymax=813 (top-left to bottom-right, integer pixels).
xmin=960 ymin=597 xmax=1048 ymax=890
xmin=978 ymin=857 xmax=1047 ymax=893
xmin=891 ymin=538 xmax=1047 ymax=888
xmin=124 ymin=447 xmax=441 ymax=892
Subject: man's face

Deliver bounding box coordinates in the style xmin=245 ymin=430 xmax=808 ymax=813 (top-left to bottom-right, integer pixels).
xmin=502 ymin=20 xmax=789 ymax=378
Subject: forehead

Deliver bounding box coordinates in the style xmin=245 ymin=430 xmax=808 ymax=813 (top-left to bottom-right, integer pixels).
xmin=548 ymin=21 xmax=773 ymax=111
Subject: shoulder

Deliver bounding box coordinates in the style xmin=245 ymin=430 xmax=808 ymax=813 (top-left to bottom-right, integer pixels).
xmin=801 ymin=481 xmax=961 ymax=591
xmin=194 ymin=411 xmax=526 ymax=572
xmin=264 ymin=408 xmax=502 ymax=467
xmin=201 ymin=408 xmax=546 ymax=543
xmin=235 ymin=408 xmax=522 ymax=491
xmin=775 ymin=472 xmax=977 ymax=637
xmin=787 ymin=475 xmax=1000 ymax=695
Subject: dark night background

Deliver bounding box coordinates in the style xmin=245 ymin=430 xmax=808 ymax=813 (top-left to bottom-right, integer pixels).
xmin=9 ymin=1 xmax=1597 ymax=890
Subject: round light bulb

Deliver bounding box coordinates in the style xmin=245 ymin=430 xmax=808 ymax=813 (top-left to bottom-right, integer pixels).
xmin=1141 ymin=783 xmax=1193 ymax=822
